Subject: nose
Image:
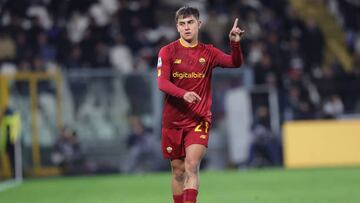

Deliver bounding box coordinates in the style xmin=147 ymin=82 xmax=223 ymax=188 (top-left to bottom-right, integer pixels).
xmin=184 ymin=23 xmax=190 ymax=30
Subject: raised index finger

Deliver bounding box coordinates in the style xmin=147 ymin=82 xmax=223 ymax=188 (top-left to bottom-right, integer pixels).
xmin=232 ymin=18 xmax=239 ymax=29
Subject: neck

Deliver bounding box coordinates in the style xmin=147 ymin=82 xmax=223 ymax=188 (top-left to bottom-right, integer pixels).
xmin=179 ymin=37 xmax=198 ymax=48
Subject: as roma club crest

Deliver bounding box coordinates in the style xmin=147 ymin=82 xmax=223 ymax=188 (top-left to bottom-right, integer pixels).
xmin=166 ymin=146 xmax=173 ymax=153
xmin=199 ymin=57 xmax=206 ymax=65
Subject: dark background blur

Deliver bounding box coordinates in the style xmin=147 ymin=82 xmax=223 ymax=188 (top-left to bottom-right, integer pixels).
xmin=0 ymin=0 xmax=359 ymax=176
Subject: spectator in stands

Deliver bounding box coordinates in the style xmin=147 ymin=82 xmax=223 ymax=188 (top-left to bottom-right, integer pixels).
xmin=109 ymin=34 xmax=134 ymax=73
xmin=301 ymin=18 xmax=325 ymax=73
xmin=322 ymin=94 xmax=344 ymax=119
xmin=15 ymin=60 xmax=31 ymax=95
xmin=134 ymin=47 xmax=154 ymax=73
xmin=247 ymin=40 xmax=263 ymax=66
xmin=65 ymin=45 xmax=85 ymax=68
xmin=315 ymin=66 xmax=337 ymax=98
xmin=90 ymin=41 xmax=110 ymax=68
xmin=51 ymin=127 xmax=87 ymax=175
xmin=283 ymin=85 xmax=315 ymax=120
xmin=354 ymin=52 xmax=360 ymax=77
xmin=0 ymin=31 xmax=16 ymax=62
xmin=36 ymin=32 xmax=57 ymax=63
xmin=285 ymin=37 xmax=304 ymax=76
xmin=265 ymin=31 xmax=285 ymax=77
xmin=202 ymin=8 xmax=228 ymax=48
xmin=122 ymin=115 xmax=160 ymax=173
xmin=254 ymin=52 xmax=276 ymax=85
xmin=247 ymin=106 xmax=282 ymax=167
xmin=32 ymin=56 xmax=47 ymax=72
xmin=15 ymin=32 xmax=32 ymax=63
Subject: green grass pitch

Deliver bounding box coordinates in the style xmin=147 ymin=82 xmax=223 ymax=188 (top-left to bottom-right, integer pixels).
xmin=1 ymin=167 xmax=360 ymax=203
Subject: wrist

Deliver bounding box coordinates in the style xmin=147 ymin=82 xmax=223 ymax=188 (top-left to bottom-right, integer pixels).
xmin=180 ymin=90 xmax=187 ymax=98
xmin=230 ymin=41 xmax=240 ymax=46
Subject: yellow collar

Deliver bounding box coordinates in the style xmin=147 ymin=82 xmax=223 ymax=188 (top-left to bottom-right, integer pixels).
xmin=179 ymin=38 xmax=198 ymax=48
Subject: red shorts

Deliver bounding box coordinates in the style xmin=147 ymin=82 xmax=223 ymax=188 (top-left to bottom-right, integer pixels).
xmin=161 ymin=121 xmax=211 ymax=159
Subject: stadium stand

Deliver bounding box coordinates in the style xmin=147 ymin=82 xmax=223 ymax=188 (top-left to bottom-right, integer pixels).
xmin=0 ymin=0 xmax=360 ymax=175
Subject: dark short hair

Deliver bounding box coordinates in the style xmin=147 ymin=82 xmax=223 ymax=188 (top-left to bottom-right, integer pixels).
xmin=175 ymin=6 xmax=200 ymax=22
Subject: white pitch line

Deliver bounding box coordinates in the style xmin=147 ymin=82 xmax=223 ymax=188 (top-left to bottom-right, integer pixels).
xmin=0 ymin=180 xmax=22 ymax=192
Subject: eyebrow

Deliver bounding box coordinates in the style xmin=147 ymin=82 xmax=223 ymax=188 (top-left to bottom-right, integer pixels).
xmin=178 ymin=19 xmax=195 ymax=24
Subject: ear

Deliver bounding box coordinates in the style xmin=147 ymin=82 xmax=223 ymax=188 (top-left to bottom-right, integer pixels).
xmin=176 ymin=23 xmax=181 ymax=33
xmin=198 ymin=20 xmax=202 ymax=29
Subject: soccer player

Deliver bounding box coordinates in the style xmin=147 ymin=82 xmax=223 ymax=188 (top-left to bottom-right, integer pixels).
xmin=157 ymin=6 xmax=244 ymax=203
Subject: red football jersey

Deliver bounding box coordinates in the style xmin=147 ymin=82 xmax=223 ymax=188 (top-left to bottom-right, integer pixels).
xmin=157 ymin=39 xmax=243 ymax=128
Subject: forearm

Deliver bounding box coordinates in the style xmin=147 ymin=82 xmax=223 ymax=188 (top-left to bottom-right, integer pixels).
xmin=230 ymin=41 xmax=243 ymax=67
xmin=216 ymin=41 xmax=243 ymax=68
xmin=158 ymin=78 xmax=187 ymax=98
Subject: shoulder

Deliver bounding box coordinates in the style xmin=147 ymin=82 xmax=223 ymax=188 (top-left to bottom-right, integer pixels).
xmin=200 ymin=43 xmax=217 ymax=51
xmin=159 ymin=40 xmax=178 ymax=54
xmin=199 ymin=42 xmax=220 ymax=54
xmin=202 ymin=43 xmax=214 ymax=48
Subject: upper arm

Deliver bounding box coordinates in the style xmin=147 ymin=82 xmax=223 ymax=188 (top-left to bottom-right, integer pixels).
xmin=212 ymin=46 xmax=235 ymax=68
xmin=157 ymin=47 xmax=172 ymax=81
xmin=157 ymin=46 xmax=187 ymax=97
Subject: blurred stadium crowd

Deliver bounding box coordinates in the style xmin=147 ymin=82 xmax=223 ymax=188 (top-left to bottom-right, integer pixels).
xmin=1 ymin=0 xmax=360 ymax=172
xmin=1 ymin=0 xmax=360 ymax=118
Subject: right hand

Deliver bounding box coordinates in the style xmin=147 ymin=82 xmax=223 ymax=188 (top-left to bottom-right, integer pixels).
xmin=229 ymin=18 xmax=245 ymax=42
xmin=183 ymin=91 xmax=201 ymax=104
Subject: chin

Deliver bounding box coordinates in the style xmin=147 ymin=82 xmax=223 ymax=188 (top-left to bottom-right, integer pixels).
xmin=183 ymin=36 xmax=194 ymax=42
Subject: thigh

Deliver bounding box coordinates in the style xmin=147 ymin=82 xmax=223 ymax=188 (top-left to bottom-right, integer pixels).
xmin=185 ymin=144 xmax=207 ymax=163
xmin=162 ymin=128 xmax=186 ymax=159
xmin=184 ymin=121 xmax=211 ymax=148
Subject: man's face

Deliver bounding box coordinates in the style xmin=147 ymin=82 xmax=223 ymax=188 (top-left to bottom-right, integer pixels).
xmin=176 ymin=15 xmax=201 ymax=42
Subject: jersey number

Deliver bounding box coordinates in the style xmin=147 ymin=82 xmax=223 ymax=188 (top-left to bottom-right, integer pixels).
xmin=194 ymin=122 xmax=209 ymax=133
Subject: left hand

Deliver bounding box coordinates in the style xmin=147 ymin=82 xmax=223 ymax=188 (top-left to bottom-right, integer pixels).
xmin=229 ymin=18 xmax=245 ymax=42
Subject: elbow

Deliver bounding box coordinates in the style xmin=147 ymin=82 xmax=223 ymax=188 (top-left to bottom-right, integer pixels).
xmin=234 ymin=61 xmax=242 ymax=67
xmin=157 ymin=78 xmax=167 ymax=93
xmin=232 ymin=55 xmax=243 ymax=67
xmin=236 ymin=56 xmax=244 ymax=67
xmin=233 ymin=59 xmax=243 ymax=68
xmin=158 ymin=81 xmax=165 ymax=92
xmin=159 ymin=86 xmax=166 ymax=93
